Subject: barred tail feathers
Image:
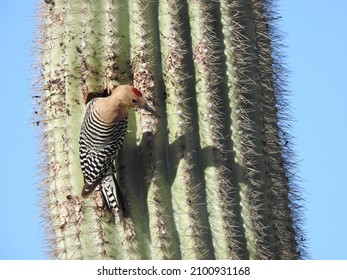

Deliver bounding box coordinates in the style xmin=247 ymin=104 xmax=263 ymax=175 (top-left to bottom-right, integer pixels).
xmin=101 ymin=170 xmax=127 ymax=223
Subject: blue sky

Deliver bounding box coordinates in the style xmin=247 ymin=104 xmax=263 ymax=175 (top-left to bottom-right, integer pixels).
xmin=0 ymin=0 xmax=346 ymax=260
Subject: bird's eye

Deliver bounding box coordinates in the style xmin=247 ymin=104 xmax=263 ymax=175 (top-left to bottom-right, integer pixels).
xmin=132 ymin=99 xmax=137 ymax=103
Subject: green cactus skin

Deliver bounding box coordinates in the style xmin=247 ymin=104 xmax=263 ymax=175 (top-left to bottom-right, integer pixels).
xmin=34 ymin=0 xmax=307 ymax=259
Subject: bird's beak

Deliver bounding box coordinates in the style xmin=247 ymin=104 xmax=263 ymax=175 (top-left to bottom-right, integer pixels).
xmin=138 ymin=103 xmax=160 ymax=118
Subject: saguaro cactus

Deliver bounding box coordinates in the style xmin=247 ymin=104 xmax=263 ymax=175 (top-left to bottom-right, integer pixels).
xmin=33 ymin=0 xmax=307 ymax=259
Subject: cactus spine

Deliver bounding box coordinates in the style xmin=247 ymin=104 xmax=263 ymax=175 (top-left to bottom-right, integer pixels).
xmin=34 ymin=0 xmax=307 ymax=259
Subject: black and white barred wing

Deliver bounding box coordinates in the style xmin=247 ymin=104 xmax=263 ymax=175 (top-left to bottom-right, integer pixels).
xmin=80 ymin=145 xmax=117 ymax=197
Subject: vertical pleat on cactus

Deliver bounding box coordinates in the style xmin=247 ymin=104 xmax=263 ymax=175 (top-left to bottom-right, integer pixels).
xmin=33 ymin=0 xmax=307 ymax=259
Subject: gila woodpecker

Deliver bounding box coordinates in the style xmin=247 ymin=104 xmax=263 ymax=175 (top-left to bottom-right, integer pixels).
xmin=79 ymin=85 xmax=158 ymax=223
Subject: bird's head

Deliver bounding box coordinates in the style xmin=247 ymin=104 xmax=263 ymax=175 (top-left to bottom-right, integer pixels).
xmin=111 ymin=85 xmax=159 ymax=117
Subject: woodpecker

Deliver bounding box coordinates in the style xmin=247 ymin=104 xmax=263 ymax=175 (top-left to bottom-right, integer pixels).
xmin=79 ymin=85 xmax=158 ymax=223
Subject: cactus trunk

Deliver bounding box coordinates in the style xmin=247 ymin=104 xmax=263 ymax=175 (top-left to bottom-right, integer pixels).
xmin=33 ymin=0 xmax=306 ymax=259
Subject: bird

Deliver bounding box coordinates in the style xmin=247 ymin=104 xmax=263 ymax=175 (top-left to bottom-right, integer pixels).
xmin=79 ymin=85 xmax=158 ymax=223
